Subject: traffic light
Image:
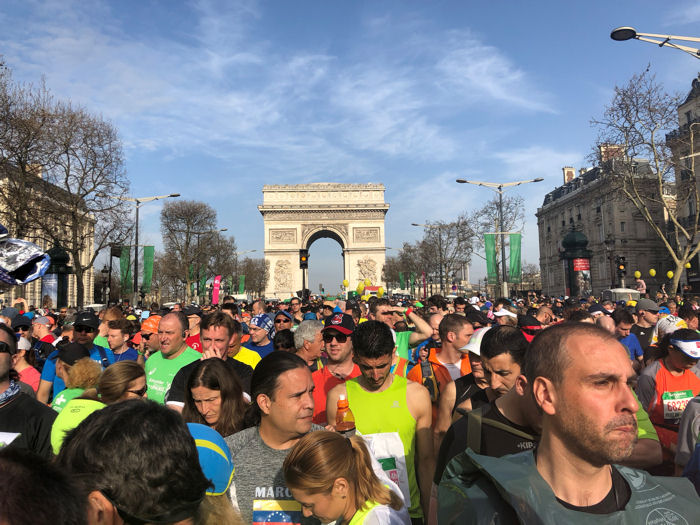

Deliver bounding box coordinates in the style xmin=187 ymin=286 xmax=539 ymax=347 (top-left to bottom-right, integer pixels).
xmin=299 ymin=249 xmax=309 ymax=269
xmin=616 ymin=256 xmax=627 ymax=278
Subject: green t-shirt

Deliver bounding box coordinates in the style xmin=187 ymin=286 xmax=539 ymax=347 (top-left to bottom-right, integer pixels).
xmin=395 ymin=330 xmax=412 ymax=361
xmin=145 ymin=347 xmax=200 ymax=404
xmin=51 ymin=388 xmax=85 ymax=413
xmin=51 ymin=398 xmax=105 ymax=454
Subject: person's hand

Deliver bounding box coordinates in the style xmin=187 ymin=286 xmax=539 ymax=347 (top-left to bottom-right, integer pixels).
xmin=201 ymin=348 xmax=218 ymax=360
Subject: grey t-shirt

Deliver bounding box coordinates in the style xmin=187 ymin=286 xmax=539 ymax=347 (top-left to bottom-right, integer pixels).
xmin=225 ymin=425 xmax=324 ymax=525
xmin=676 ymin=396 xmax=700 ymax=467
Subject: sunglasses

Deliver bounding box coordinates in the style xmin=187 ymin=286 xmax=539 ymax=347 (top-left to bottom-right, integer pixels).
xmin=0 ymin=341 xmax=13 ymax=354
xmin=323 ymin=332 xmax=348 ymax=343
xmin=126 ymin=386 xmax=147 ymax=397
xmin=142 ymin=333 xmax=153 ymax=341
xmin=17 ymin=327 xmax=29 ymax=331
xmin=275 ymin=318 xmax=291 ymax=324
xmin=74 ymin=325 xmax=96 ymax=333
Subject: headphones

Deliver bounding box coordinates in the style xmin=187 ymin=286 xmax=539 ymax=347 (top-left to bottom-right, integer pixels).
xmin=182 ymin=331 xmax=187 ymax=338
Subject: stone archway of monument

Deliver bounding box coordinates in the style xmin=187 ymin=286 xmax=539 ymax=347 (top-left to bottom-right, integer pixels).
xmin=259 ymin=183 xmax=390 ymax=299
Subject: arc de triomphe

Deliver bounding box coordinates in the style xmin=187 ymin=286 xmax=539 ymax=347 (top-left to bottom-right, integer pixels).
xmin=258 ymin=183 xmax=389 ymax=298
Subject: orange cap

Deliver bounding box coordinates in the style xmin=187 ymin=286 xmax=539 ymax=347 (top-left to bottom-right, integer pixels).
xmin=140 ymin=315 xmax=162 ymax=334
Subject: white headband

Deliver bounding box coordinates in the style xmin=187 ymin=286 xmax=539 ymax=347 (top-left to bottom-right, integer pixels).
xmin=670 ymin=339 xmax=700 ymax=359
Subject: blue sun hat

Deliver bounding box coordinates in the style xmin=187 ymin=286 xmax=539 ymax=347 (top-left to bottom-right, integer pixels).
xmin=187 ymin=423 xmax=235 ymax=496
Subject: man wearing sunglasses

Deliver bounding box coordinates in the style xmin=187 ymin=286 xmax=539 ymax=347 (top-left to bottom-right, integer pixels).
xmin=0 ymin=323 xmax=57 ymax=459
xmin=311 ymin=313 xmax=360 ymax=425
xmin=37 ymin=311 xmax=115 ymax=404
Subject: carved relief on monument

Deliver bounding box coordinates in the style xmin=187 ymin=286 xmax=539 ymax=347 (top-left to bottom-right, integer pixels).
xmin=353 ymin=227 xmax=380 ymax=243
xmin=274 ymin=260 xmax=293 ymax=290
xmin=269 ymin=228 xmax=297 ymax=244
xmin=356 ymin=256 xmax=378 ymax=282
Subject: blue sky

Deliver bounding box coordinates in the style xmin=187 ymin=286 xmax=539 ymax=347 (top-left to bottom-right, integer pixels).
xmin=2 ymin=1 xmax=699 ymax=295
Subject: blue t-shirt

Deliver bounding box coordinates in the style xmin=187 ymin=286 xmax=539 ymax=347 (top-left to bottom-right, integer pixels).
xmin=244 ymin=340 xmax=274 ymax=359
xmin=40 ymin=344 xmax=116 ymax=401
xmin=619 ymin=333 xmax=644 ymax=361
xmin=113 ymin=347 xmax=139 ymax=362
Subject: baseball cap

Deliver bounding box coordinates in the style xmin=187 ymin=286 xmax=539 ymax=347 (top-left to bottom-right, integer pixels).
xmin=468 ymin=296 xmax=480 ymax=305
xmin=140 ymin=315 xmax=162 ymax=334
xmin=11 ymin=314 xmax=31 ymax=330
xmin=588 ymin=303 xmax=607 ymax=316
xmin=55 ymin=342 xmax=91 ymax=366
xmin=322 ymin=313 xmax=355 ymax=335
xmin=183 ymin=305 xmax=203 ymax=317
xmin=656 ymin=315 xmax=687 ymax=339
xmin=0 ymin=307 xmax=19 ymax=319
xmin=32 ymin=316 xmax=53 ymax=327
xmin=636 ymin=298 xmax=659 ymax=313
xmin=459 ymin=326 xmax=491 ymax=355
xmin=74 ymin=311 xmax=100 ymax=330
xmin=670 ymin=336 xmax=700 ymax=360
xmin=274 ymin=310 xmax=294 ymax=323
xmin=187 ymin=423 xmax=235 ymax=496
xmin=493 ymin=309 xmax=517 ymax=319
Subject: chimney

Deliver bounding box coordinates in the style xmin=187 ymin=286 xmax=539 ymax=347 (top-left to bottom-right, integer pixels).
xmin=579 ymin=168 xmax=587 ymax=176
xmin=562 ymin=166 xmax=576 ymax=184
xmin=599 ymin=143 xmax=624 ymax=162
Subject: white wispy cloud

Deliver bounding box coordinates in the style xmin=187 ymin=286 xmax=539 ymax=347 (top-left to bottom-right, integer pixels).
xmin=664 ymin=3 xmax=700 ymax=26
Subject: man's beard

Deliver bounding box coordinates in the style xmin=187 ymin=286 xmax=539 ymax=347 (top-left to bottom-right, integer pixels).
xmin=555 ymin=400 xmax=638 ymax=467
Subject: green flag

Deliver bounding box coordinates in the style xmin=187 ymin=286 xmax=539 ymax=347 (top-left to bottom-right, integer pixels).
xmin=509 ymin=233 xmax=522 ymax=283
xmin=141 ymin=246 xmax=154 ymax=293
xmin=238 ymin=275 xmax=246 ymax=294
xmin=189 ymin=264 xmax=195 ymax=298
xmin=120 ymin=246 xmax=132 ymax=295
xmin=199 ymin=265 xmax=207 ymax=297
xmin=485 ymin=234 xmax=498 ymax=285
xmin=409 ymin=272 xmax=416 ymax=286
xmin=226 ymin=276 xmax=233 ymax=295
xmin=399 ymin=272 xmax=405 ymax=289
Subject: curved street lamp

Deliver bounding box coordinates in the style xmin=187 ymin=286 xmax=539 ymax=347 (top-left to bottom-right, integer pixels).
xmin=610 ymin=27 xmax=700 ymax=59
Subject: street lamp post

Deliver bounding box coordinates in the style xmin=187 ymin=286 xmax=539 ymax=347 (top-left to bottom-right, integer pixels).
xmin=610 ymin=27 xmax=700 ymax=59
xmin=106 ymin=193 xmax=180 ymax=306
xmin=411 ymin=222 xmax=446 ymax=295
xmin=456 ymin=177 xmax=544 ymax=297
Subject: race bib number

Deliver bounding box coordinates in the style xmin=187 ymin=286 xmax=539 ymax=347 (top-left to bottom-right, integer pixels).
xmin=662 ymin=390 xmax=693 ymax=420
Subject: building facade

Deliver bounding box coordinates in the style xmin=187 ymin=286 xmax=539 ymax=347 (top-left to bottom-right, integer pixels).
xmin=667 ymin=74 xmax=700 ymax=292
xmin=536 ymin=163 xmax=668 ymax=297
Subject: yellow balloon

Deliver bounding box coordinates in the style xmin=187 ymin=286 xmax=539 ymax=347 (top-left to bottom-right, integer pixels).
xmin=364 ymin=278 xmax=371 ymax=287
xmin=342 ymin=279 xmax=349 ymax=287
xmin=633 ymin=270 xmax=641 ymax=279
xmin=685 ymin=262 xmax=692 ymax=269
xmin=667 ymin=271 xmax=674 ymax=279
xmin=361 ymin=294 xmax=370 ymax=301
xmin=649 ymin=269 xmax=656 ymax=277
xmin=356 ymin=282 xmax=365 ymax=293
xmin=377 ymin=286 xmax=385 ymax=298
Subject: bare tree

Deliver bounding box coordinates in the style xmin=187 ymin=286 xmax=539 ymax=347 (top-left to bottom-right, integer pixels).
xmin=238 ymin=257 xmax=269 ymax=297
xmin=0 ymin=66 xmax=132 ymax=307
xmin=591 ymin=69 xmax=694 ymax=294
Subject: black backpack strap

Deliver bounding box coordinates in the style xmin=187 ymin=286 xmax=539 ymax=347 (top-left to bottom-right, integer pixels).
xmin=96 ymin=346 xmax=109 ymax=369
xmin=466 ymin=407 xmax=483 ymax=454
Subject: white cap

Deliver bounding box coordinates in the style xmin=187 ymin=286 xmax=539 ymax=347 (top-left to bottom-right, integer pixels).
xmin=493 ymin=309 xmax=517 ymax=319
xmin=458 ymin=327 xmax=491 ymax=355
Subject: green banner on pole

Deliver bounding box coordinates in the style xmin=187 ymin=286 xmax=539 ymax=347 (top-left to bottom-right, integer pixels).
xmin=141 ymin=246 xmax=154 ymax=293
xmin=199 ymin=265 xmax=207 ymax=297
xmin=509 ymin=233 xmax=522 ymax=283
xmin=409 ymin=272 xmax=416 ymax=286
xmin=485 ymin=234 xmax=498 ymax=285
xmin=120 ymin=246 xmax=132 ymax=295
xmin=399 ymin=272 xmax=405 ymax=289
xmin=189 ymin=264 xmax=195 ymax=298
xmin=226 ymin=276 xmax=233 ymax=295
xmin=238 ymin=275 xmax=246 ymax=294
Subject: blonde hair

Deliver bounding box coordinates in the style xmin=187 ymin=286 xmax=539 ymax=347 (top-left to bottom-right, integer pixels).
xmin=283 ymin=431 xmax=402 ymax=512
xmin=81 ymin=361 xmax=145 ymax=404
xmin=195 ymin=495 xmax=244 ymax=525
xmin=64 ymin=357 xmax=102 ymax=389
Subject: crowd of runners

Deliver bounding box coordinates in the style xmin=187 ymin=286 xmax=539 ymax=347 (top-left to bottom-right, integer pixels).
xmin=1 ymin=291 xmax=699 ymax=524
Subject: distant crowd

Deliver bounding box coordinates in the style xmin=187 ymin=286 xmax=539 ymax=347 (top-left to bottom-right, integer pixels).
xmin=1 ymin=291 xmax=699 ymax=524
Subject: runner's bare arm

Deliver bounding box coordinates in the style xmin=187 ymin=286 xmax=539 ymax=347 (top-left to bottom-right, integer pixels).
xmin=434 ymin=380 xmax=456 ymax=455
xmin=407 ymin=311 xmax=432 ymax=346
xmin=36 ymin=379 xmax=52 ymax=404
xmin=408 ymin=381 xmax=435 ymax=519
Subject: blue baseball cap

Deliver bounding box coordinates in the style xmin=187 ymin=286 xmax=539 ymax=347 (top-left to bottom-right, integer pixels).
xmin=187 ymin=423 xmax=235 ymax=496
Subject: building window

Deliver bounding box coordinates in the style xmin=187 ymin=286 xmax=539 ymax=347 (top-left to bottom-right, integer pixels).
xmin=547 ymin=225 xmax=551 ymax=233
xmin=561 ymin=220 xmax=565 ymax=227
xmin=620 ymin=221 xmax=625 ymax=232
